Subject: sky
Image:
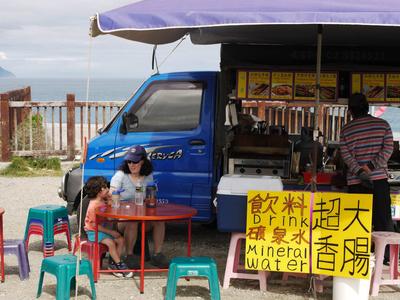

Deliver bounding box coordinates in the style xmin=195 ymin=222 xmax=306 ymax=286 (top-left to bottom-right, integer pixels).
xmin=0 ymin=0 xmax=220 ymax=79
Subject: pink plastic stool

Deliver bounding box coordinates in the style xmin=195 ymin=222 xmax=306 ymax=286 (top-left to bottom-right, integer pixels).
xmin=370 ymin=231 xmax=400 ymax=296
xmin=223 ymin=232 xmax=268 ymax=291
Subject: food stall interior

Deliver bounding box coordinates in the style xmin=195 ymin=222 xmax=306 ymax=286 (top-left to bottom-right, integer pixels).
xmin=220 ymin=44 xmax=400 ymax=190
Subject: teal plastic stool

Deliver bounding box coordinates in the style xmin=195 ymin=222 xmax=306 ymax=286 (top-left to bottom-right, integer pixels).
xmin=166 ymin=257 xmax=221 ymax=300
xmin=37 ymin=254 xmax=96 ymax=300
xmin=24 ymin=205 xmax=71 ymax=256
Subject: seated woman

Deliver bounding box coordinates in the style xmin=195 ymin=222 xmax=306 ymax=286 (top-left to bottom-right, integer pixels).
xmin=110 ymin=145 xmax=169 ymax=268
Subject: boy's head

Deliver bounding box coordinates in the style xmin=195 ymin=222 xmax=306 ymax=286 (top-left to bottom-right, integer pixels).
xmin=85 ymin=176 xmax=108 ymax=198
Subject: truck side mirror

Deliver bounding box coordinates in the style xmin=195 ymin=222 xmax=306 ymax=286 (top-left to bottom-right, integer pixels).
xmin=119 ymin=112 xmax=139 ymax=135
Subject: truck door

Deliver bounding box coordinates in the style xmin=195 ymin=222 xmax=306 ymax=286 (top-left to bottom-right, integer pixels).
xmin=114 ymin=72 xmax=217 ymax=221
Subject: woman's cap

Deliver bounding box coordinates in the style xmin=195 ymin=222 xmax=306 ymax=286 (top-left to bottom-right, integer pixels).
xmin=124 ymin=145 xmax=147 ymax=162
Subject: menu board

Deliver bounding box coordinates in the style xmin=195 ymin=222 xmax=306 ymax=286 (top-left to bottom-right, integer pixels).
xmin=247 ymin=71 xmax=270 ymax=99
xmin=386 ymin=74 xmax=400 ymax=102
xmin=271 ymin=72 xmax=293 ymax=100
xmin=294 ymin=72 xmax=316 ymax=100
xmin=236 ymin=70 xmax=338 ymax=102
xmin=320 ymin=73 xmax=338 ymax=101
xmin=352 ymin=72 xmax=400 ymax=103
xmin=363 ymin=73 xmax=385 ymax=102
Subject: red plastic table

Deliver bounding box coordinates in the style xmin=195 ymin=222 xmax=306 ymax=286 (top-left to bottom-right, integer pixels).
xmin=95 ymin=202 xmax=197 ymax=293
xmin=0 ymin=207 xmax=4 ymax=282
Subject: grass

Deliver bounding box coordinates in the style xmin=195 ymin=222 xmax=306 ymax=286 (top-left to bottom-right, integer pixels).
xmin=0 ymin=156 xmax=63 ymax=177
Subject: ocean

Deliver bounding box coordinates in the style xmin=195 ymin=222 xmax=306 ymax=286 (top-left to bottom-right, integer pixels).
xmin=0 ymin=78 xmax=399 ymax=134
xmin=0 ymin=78 xmax=144 ymax=102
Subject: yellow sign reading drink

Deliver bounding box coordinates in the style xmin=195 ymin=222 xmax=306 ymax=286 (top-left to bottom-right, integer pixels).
xmin=246 ymin=191 xmax=311 ymax=273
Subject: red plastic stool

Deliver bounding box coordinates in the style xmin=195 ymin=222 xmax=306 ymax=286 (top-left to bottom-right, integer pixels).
xmin=223 ymin=232 xmax=268 ymax=291
xmin=73 ymin=235 xmax=108 ymax=282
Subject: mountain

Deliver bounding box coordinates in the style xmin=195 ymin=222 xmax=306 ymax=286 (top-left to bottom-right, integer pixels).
xmin=0 ymin=67 xmax=15 ymax=78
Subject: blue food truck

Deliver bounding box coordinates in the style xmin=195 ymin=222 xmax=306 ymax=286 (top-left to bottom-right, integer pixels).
xmin=59 ymin=1 xmax=400 ymax=224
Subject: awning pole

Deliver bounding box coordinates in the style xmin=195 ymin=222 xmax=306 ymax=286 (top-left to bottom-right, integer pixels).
xmin=311 ymin=24 xmax=323 ymax=192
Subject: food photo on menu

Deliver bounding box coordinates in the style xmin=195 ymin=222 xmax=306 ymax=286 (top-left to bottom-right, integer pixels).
xmin=271 ymin=84 xmax=292 ymax=97
xmin=320 ymin=86 xmax=336 ymax=100
xmin=386 ymin=86 xmax=400 ymax=98
xmin=295 ymin=84 xmax=315 ymax=98
xmin=248 ymin=83 xmax=270 ymax=96
xmin=366 ymin=86 xmax=385 ymax=99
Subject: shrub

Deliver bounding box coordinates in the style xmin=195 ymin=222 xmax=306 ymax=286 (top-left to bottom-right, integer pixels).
xmin=27 ymin=157 xmax=61 ymax=170
xmin=0 ymin=156 xmax=62 ymax=176
xmin=11 ymin=113 xmax=46 ymax=151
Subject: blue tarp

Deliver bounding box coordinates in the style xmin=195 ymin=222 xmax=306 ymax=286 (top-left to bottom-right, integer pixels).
xmin=91 ymin=0 xmax=400 ymax=45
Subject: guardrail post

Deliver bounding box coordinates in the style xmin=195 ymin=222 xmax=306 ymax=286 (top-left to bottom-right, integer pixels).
xmin=0 ymin=93 xmax=11 ymax=161
xmin=66 ymin=94 xmax=75 ymax=160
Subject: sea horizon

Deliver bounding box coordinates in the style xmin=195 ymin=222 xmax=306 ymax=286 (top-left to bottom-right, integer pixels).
xmin=0 ymin=77 xmax=145 ymax=101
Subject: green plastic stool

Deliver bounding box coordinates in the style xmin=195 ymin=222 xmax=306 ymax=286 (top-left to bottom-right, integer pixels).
xmin=166 ymin=257 xmax=221 ymax=300
xmin=24 ymin=205 xmax=71 ymax=256
xmin=24 ymin=205 xmax=70 ymax=245
xmin=37 ymin=254 xmax=96 ymax=300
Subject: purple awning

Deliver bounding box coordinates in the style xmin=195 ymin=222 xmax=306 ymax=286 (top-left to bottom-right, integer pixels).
xmin=91 ymin=0 xmax=400 ymax=45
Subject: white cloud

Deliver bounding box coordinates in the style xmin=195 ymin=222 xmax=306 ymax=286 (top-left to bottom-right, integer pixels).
xmin=0 ymin=0 xmax=219 ymax=78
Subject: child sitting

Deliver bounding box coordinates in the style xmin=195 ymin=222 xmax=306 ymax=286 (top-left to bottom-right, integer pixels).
xmin=84 ymin=176 xmax=133 ymax=278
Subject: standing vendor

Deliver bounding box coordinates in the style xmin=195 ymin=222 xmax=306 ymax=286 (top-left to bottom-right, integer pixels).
xmin=340 ymin=93 xmax=395 ymax=238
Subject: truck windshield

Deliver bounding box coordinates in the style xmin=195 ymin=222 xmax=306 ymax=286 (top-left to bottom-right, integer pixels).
xmin=128 ymin=81 xmax=204 ymax=132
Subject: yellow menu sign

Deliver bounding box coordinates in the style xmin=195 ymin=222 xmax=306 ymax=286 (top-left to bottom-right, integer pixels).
xmin=312 ymin=192 xmax=373 ymax=279
xmin=294 ymin=72 xmax=316 ymax=101
xmin=271 ymin=72 xmax=293 ymax=100
xmin=293 ymin=72 xmax=337 ymax=101
xmin=247 ymin=71 xmax=270 ymax=99
xmin=236 ymin=71 xmax=247 ymax=98
xmin=351 ymin=73 xmax=362 ymax=94
xmin=386 ymin=74 xmax=400 ymax=102
xmin=246 ymin=191 xmax=311 ymax=273
xmin=246 ymin=191 xmax=373 ymax=279
xmin=363 ymin=73 xmax=385 ymax=102
xmin=320 ymin=73 xmax=337 ymax=101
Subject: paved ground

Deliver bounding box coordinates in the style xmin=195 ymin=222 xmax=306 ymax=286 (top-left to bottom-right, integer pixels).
xmin=0 ymin=176 xmax=399 ymax=299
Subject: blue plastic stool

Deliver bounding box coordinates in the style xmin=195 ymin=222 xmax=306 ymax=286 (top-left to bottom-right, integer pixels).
xmin=37 ymin=254 xmax=96 ymax=300
xmin=4 ymin=239 xmax=30 ymax=280
xmin=166 ymin=257 xmax=221 ymax=300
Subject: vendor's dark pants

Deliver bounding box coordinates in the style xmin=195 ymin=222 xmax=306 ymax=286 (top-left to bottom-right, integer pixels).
xmin=348 ymin=179 xmax=394 ymax=232
xmin=349 ymin=179 xmax=394 ymax=261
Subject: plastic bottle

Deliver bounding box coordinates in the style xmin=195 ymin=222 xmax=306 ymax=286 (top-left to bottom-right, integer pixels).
xmin=135 ymin=180 xmax=145 ymax=205
xmin=111 ymin=190 xmax=121 ymax=208
xmin=146 ymin=181 xmax=157 ymax=208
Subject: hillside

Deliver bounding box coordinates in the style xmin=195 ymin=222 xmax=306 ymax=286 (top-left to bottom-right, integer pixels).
xmin=0 ymin=67 xmax=15 ymax=78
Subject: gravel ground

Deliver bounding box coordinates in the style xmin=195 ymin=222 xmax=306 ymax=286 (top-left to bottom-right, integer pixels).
xmin=0 ymin=176 xmax=399 ymax=299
